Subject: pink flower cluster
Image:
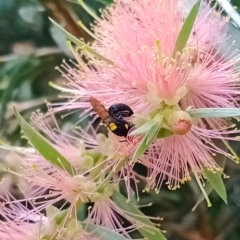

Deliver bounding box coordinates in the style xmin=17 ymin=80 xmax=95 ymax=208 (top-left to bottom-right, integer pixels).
xmin=57 ymin=0 xmax=240 ymax=190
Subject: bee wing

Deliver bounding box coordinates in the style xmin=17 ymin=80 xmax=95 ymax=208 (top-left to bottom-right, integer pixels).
xmin=89 ymin=97 xmax=110 ymax=120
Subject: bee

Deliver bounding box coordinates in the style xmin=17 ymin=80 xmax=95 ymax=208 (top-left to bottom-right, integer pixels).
xmin=90 ymin=97 xmax=134 ymax=137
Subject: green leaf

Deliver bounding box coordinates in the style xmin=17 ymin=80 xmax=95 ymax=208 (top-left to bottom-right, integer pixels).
xmin=203 ymin=167 xmax=227 ymax=204
xmin=132 ymin=133 xmax=156 ymax=161
xmin=132 ymin=136 xmax=148 ymax=161
xmin=49 ymin=18 xmax=114 ymax=65
xmin=0 ymin=56 xmax=42 ymax=122
xmin=232 ymin=0 xmax=240 ymax=13
xmin=146 ymin=123 xmax=161 ymax=145
xmin=83 ymin=223 xmax=129 ymax=240
xmin=132 ymin=123 xmax=161 ymax=161
xmin=77 ymin=204 xmax=87 ymax=221
xmin=156 ymin=128 xmax=174 ymax=139
xmin=174 ymin=0 xmax=201 ymax=53
xmin=77 ymin=0 xmax=101 ymax=21
xmin=112 ymin=191 xmax=167 ymax=240
xmin=13 ymin=106 xmax=75 ymax=176
xmin=129 ymin=121 xmax=155 ymax=136
xmin=192 ymin=146 xmax=226 ymax=211
xmin=94 ymin=0 xmax=113 ymax=5
xmin=187 ymin=108 xmax=240 ymax=118
xmin=132 ymin=118 xmax=165 ymax=160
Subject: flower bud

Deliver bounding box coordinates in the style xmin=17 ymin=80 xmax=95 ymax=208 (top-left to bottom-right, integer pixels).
xmin=103 ymin=185 xmax=114 ymax=198
xmin=82 ymin=155 xmax=94 ymax=169
xmin=67 ymin=219 xmax=83 ymax=237
xmin=168 ymin=111 xmax=192 ymax=135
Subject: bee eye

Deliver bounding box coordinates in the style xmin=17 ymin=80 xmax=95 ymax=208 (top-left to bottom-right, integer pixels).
xmin=108 ymin=103 xmax=134 ymax=119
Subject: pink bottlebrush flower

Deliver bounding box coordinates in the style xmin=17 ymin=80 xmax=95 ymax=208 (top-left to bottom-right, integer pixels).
xmin=85 ymin=183 xmax=162 ymax=237
xmin=0 ymin=220 xmax=99 ymax=240
xmin=0 ymin=204 xmax=52 ymax=240
xmin=132 ymin=109 xmax=240 ymax=191
xmin=55 ymin=0 xmax=239 ymax=114
xmin=31 ymin=109 xmax=147 ymax=199
xmin=52 ymin=0 xmax=240 ymax=192
xmin=0 ymin=197 xmax=99 ymax=240
xmin=9 ymin=111 xmax=147 ymax=236
xmin=1 ymin=153 xmax=108 ymax=239
xmin=30 ymin=109 xmax=95 ymax=171
xmin=86 ymin=184 xmax=138 ymax=236
xmin=14 ymin=149 xmax=99 ymax=215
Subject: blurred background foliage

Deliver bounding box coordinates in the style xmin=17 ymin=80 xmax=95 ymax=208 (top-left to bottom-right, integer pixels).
xmin=0 ymin=0 xmax=240 ymax=240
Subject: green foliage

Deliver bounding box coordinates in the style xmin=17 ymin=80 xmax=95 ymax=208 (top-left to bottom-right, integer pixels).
xmin=83 ymin=223 xmax=129 ymax=240
xmin=49 ymin=18 xmax=114 ymax=64
xmin=187 ymin=108 xmax=240 ymax=118
xmin=203 ymin=167 xmax=227 ymax=204
xmin=132 ymin=135 xmax=150 ymax=161
xmin=94 ymin=0 xmax=113 ymax=5
xmin=112 ymin=191 xmax=167 ymax=240
xmin=174 ymin=0 xmax=201 ymax=54
xmin=156 ymin=128 xmax=173 ymax=138
xmin=231 ymin=0 xmax=240 ymax=12
xmin=0 ymin=56 xmax=49 ymax=121
xmin=14 ymin=107 xmax=75 ymax=175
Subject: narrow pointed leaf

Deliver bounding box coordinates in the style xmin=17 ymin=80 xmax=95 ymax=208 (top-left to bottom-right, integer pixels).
xmin=132 ymin=135 xmax=148 ymax=161
xmin=156 ymin=128 xmax=174 ymax=139
xmin=147 ymin=123 xmax=161 ymax=145
xmin=83 ymin=223 xmax=129 ymax=240
xmin=174 ymin=0 xmax=201 ymax=53
xmin=49 ymin=18 xmax=113 ymax=65
xmin=132 ymin=131 xmax=156 ymax=161
xmin=14 ymin=106 xmax=75 ymax=175
xmin=94 ymin=0 xmax=113 ymax=5
xmin=192 ymin=150 xmax=226 ymax=210
xmin=203 ymin=167 xmax=227 ymax=204
xmin=112 ymin=191 xmax=167 ymax=240
xmin=77 ymin=0 xmax=101 ymax=22
xmin=129 ymin=121 xmax=155 ymax=136
xmin=187 ymin=108 xmax=240 ymax=118
xmin=77 ymin=204 xmax=87 ymax=221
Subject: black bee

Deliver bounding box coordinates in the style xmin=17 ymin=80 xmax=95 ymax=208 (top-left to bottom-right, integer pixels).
xmin=90 ymin=97 xmax=134 ymax=137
